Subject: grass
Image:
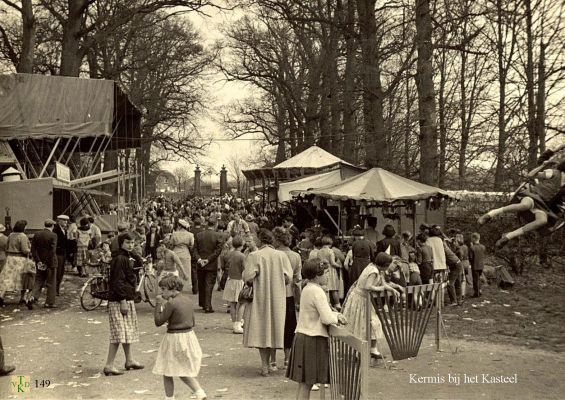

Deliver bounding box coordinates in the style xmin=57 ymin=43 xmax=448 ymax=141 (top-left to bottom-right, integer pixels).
xmin=427 ymin=259 xmax=565 ymax=353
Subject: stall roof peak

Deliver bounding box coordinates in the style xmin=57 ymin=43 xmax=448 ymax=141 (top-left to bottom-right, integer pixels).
xmin=290 ymin=167 xmax=451 ymax=202
xmin=273 ymin=145 xmax=353 ymax=170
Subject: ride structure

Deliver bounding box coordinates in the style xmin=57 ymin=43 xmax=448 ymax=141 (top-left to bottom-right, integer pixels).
xmin=0 ymin=73 xmax=142 ymax=230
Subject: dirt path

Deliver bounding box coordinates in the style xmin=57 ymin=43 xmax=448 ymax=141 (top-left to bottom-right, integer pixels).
xmin=1 ymin=276 xmax=564 ymax=399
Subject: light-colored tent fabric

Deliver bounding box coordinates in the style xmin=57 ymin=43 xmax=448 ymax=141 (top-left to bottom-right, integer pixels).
xmin=278 ymin=170 xmax=345 ymax=202
xmin=0 ymin=73 xmax=114 ymax=140
xmin=290 ymin=167 xmax=451 ymax=202
xmin=273 ymin=145 xmax=353 ymax=170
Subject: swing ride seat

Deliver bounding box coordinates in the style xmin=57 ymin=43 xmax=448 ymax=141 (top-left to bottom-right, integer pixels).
xmin=370 ymin=283 xmax=442 ymax=361
xmin=326 ymin=325 xmax=369 ymax=400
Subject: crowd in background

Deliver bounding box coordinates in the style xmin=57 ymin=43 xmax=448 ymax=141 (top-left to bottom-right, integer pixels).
xmin=0 ymin=194 xmax=488 ymax=399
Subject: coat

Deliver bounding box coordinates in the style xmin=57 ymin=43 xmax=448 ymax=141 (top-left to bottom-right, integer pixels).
xmin=32 ymin=229 xmax=58 ymax=269
xmin=193 ymin=228 xmax=224 ymax=271
xmin=53 ymin=224 xmax=67 ymax=256
xmin=350 ymin=239 xmax=375 ymax=284
xmin=242 ymin=245 xmax=293 ymax=349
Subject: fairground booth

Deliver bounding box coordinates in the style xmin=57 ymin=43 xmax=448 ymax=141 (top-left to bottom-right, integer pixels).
xmin=0 ymin=73 xmax=141 ymax=231
xmin=242 ymin=145 xmax=365 ymax=207
xmin=290 ymin=167 xmax=453 ymax=238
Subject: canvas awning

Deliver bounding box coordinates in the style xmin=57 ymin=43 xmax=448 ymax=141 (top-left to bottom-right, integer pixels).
xmin=243 ymin=145 xmax=362 ymax=181
xmin=0 ymin=73 xmax=141 ymax=150
xmin=290 ymin=167 xmax=451 ymax=203
xmin=278 ymin=169 xmax=361 ymax=202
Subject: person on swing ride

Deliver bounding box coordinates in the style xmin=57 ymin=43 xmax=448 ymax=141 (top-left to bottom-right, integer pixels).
xmin=478 ymin=147 xmax=565 ymax=249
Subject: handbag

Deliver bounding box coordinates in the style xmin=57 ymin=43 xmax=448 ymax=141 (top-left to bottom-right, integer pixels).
xmin=238 ymin=283 xmax=253 ymax=303
xmin=23 ymin=258 xmax=37 ymax=274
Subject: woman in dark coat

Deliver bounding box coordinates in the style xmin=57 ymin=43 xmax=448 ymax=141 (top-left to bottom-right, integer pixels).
xmin=376 ymin=224 xmax=402 ymax=257
xmin=348 ymin=229 xmax=375 ymax=288
xmin=103 ymin=233 xmax=144 ymax=376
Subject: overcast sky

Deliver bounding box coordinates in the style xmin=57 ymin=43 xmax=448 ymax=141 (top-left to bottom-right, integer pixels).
xmin=162 ymin=4 xmax=271 ymax=181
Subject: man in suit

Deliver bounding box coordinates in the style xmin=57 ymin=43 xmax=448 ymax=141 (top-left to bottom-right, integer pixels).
xmin=53 ymin=215 xmax=68 ymax=296
xmin=31 ymin=219 xmax=58 ymax=308
xmin=190 ymin=217 xmax=204 ymax=295
xmin=283 ymin=216 xmax=300 ymax=248
xmin=193 ymin=219 xmax=224 ymax=313
xmin=145 ymin=223 xmax=161 ymax=259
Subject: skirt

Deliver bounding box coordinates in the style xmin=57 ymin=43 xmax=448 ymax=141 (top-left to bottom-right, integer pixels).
xmin=326 ymin=266 xmax=339 ymax=291
xmin=0 ymin=255 xmax=26 ymax=297
xmin=108 ymin=301 xmax=139 ymax=344
xmin=286 ymin=333 xmax=330 ymax=385
xmin=222 ymin=278 xmax=244 ymax=302
xmin=75 ymin=245 xmax=88 ymax=267
xmin=284 ymin=296 xmax=297 ymax=349
xmin=152 ymin=331 xmax=202 ymax=377
xmin=342 ymin=288 xmax=384 ymax=341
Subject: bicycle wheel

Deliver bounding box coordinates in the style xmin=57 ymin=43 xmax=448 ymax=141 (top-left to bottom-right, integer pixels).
xmin=80 ymin=277 xmax=103 ymax=311
xmin=143 ymin=272 xmax=158 ymax=307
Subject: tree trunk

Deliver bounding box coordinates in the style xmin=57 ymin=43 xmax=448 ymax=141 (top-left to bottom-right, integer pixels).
xmin=16 ymin=0 xmax=35 ymax=73
xmin=356 ymin=0 xmax=387 ymax=168
xmin=404 ymin=73 xmax=412 ymax=177
xmin=60 ymin=0 xmax=88 ymax=76
xmin=415 ymin=0 xmax=439 ymax=185
xmin=458 ymin=39 xmax=468 ymax=189
xmin=493 ymin=0 xmax=509 ymax=191
xmin=341 ymin=0 xmax=357 ymax=164
xmin=288 ymin=110 xmax=298 ymax=156
xmin=536 ymin=40 xmax=546 ymax=153
xmin=524 ymin=0 xmax=537 ymax=170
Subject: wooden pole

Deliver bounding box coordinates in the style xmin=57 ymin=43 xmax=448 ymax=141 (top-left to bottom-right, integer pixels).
xmin=436 ymin=278 xmax=443 ymax=351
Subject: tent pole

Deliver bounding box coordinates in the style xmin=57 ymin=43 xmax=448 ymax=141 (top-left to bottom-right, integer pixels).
xmin=39 ymin=138 xmax=61 ymax=178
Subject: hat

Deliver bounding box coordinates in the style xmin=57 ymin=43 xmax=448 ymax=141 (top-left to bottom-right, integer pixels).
xmin=44 ymin=218 xmax=56 ymax=227
xmin=0 ymin=224 xmax=5 ymax=232
xmin=57 ymin=214 xmax=69 ymax=220
xmin=245 ymin=214 xmax=255 ymax=222
xmin=178 ymin=219 xmax=190 ymax=230
xmin=117 ymin=222 xmax=129 ymax=232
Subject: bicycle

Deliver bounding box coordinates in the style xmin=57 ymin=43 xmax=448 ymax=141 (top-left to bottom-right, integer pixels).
xmin=80 ymin=262 xmax=110 ymax=311
xmin=79 ymin=256 xmax=157 ymax=311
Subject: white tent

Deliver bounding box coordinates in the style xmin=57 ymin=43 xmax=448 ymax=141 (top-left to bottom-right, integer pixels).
xmin=273 ymin=145 xmax=353 ymax=170
xmin=278 ymin=170 xmax=347 ymax=202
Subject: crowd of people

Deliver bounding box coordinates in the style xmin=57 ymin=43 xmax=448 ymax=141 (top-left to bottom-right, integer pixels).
xmin=0 ymin=194 xmax=489 ymax=399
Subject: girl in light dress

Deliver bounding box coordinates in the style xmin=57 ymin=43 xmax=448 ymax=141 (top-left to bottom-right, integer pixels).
xmin=222 ymin=236 xmax=246 ymax=334
xmin=316 ymin=236 xmax=342 ymax=310
xmin=153 ymin=275 xmax=206 ymax=400
xmin=342 ymin=252 xmax=404 ymax=359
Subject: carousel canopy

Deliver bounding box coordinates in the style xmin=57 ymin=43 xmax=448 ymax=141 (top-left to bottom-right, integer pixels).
xmin=290 ymin=167 xmax=451 ymax=202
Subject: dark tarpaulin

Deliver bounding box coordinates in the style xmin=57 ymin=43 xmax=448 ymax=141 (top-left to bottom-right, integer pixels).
xmin=0 ymin=73 xmax=141 ymax=151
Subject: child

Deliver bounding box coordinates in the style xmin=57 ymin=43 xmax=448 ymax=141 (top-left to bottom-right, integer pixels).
xmin=317 ymin=236 xmax=342 ymax=310
xmin=222 ymin=236 xmax=246 ymax=334
xmin=98 ymin=241 xmax=112 ymax=264
xmin=415 ymin=233 xmax=434 ymax=284
xmin=21 ymin=259 xmax=36 ymax=310
xmin=407 ymin=250 xmax=422 ymax=285
xmin=153 ymin=275 xmax=206 ymax=400
xmin=469 ymin=233 xmax=486 ymax=298
xmin=286 ymin=258 xmax=347 ymax=400
xmin=156 ymin=238 xmax=182 ymax=280
xmin=455 ymin=234 xmax=470 ymax=299
xmin=75 ymin=218 xmax=92 ymax=277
